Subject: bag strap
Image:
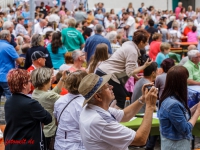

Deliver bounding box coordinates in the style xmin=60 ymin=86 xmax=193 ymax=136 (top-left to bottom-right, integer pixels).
xmin=57 ymin=96 xmax=80 ymax=123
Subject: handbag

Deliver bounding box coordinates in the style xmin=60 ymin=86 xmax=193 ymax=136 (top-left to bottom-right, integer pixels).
xmin=49 ymin=96 xmax=80 ymax=150
xmin=114 ymin=72 xmax=129 ymax=87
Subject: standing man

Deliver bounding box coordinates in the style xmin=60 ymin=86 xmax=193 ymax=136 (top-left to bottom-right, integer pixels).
xmin=34 ymin=19 xmax=47 ymax=35
xmin=122 ymin=12 xmax=135 ymax=41
xmin=0 ymin=30 xmax=24 ymax=100
xmin=78 ymin=73 xmax=158 ymax=150
xmin=175 ymin=2 xmax=182 ymax=19
xmin=74 ymin=7 xmax=88 ymax=23
xmin=62 ymin=18 xmax=85 ymax=52
xmin=84 ymin=24 xmax=112 ymax=62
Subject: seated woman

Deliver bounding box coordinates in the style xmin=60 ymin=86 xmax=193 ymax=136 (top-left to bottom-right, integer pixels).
xmin=158 ymin=66 xmax=200 ymax=150
xmin=4 ymin=69 xmax=52 ymax=150
xmin=59 ymin=52 xmax=74 ymax=71
xmin=155 ymin=58 xmax=175 ymax=99
xmin=54 ymin=70 xmax=87 ymax=150
xmin=31 ymin=67 xmax=67 ymax=149
xmin=187 ymin=25 xmax=198 ymax=42
xmin=149 ymin=33 xmax=162 ymax=61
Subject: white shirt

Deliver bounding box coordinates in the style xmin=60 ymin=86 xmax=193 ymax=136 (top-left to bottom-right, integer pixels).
xmin=105 ymin=19 xmax=115 ymax=29
xmin=53 ymin=93 xmax=85 ymax=150
xmin=34 ymin=23 xmax=43 ymax=35
xmin=168 ymin=29 xmax=181 ymax=43
xmin=125 ymin=16 xmax=135 ymax=36
xmin=43 ymin=27 xmax=54 ymax=35
xmin=79 ymin=104 xmax=135 ymax=150
xmin=59 ymin=64 xmax=72 ymax=71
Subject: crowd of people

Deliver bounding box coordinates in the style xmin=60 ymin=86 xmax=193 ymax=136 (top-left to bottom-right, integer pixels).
xmin=1 ymin=1 xmax=200 ymax=150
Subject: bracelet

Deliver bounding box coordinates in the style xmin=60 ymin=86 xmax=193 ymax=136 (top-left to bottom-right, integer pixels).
xmin=138 ymin=97 xmax=145 ymax=105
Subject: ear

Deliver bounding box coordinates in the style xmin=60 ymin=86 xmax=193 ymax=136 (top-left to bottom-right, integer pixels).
xmin=22 ymin=84 xmax=26 ymax=89
xmin=94 ymin=93 xmax=102 ymax=102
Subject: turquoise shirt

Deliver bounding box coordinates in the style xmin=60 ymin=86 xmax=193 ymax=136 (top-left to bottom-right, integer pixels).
xmin=47 ymin=44 xmax=67 ymax=69
xmin=61 ymin=27 xmax=85 ymax=52
xmin=155 ymin=52 xmax=169 ymax=68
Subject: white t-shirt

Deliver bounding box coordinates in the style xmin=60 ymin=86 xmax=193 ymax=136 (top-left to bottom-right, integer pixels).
xmin=59 ymin=64 xmax=72 ymax=71
xmin=125 ymin=16 xmax=135 ymax=36
xmin=79 ymin=104 xmax=135 ymax=150
xmin=34 ymin=23 xmax=43 ymax=35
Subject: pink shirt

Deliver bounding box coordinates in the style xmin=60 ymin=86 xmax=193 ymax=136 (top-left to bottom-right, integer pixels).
xmin=175 ymin=7 xmax=181 ymax=19
xmin=187 ymin=31 xmax=198 ymax=42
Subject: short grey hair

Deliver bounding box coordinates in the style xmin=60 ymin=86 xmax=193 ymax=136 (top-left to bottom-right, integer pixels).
xmin=31 ymin=68 xmax=52 ymax=88
xmin=31 ymin=34 xmax=43 ymax=47
xmin=94 ymin=24 xmax=104 ymax=33
xmin=72 ymin=50 xmax=82 ymax=61
xmin=0 ymin=30 xmax=10 ymax=40
xmin=68 ymin=18 xmax=76 ymax=27
xmin=188 ymin=50 xmax=199 ymax=60
xmin=3 ymin=21 xmax=13 ymax=30
xmin=107 ymin=31 xmax=117 ymax=43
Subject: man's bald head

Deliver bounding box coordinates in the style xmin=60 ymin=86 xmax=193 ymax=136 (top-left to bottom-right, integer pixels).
xmin=188 ymin=45 xmax=197 ymax=51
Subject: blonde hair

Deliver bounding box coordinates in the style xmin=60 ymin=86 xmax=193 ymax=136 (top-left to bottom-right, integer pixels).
xmin=152 ymin=33 xmax=162 ymax=41
xmin=160 ymin=43 xmax=171 ymax=52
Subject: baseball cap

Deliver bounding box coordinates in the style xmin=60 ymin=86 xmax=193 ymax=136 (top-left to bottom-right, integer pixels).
xmin=31 ymin=51 xmax=48 ymax=61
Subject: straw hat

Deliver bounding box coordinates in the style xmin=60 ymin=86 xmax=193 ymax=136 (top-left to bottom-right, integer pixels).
xmin=78 ymin=73 xmax=111 ymax=106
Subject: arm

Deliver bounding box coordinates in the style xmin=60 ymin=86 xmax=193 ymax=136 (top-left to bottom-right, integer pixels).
xmin=132 ymin=59 xmax=153 ymax=76
xmin=168 ymin=104 xmax=196 ymax=135
xmin=30 ymin=100 xmax=52 ymax=125
xmin=189 ymin=102 xmax=200 ymax=126
xmin=187 ymin=79 xmax=200 ymax=85
xmin=55 ymin=70 xmax=68 ymax=91
xmin=15 ymin=57 xmax=24 ymax=65
xmin=131 ymin=86 xmax=158 ymax=146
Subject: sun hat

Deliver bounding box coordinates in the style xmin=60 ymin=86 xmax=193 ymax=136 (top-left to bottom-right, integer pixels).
xmin=78 ymin=73 xmax=111 ymax=106
xmin=31 ymin=51 xmax=48 ymax=61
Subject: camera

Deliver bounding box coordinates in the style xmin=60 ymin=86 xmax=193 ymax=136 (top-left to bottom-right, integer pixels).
xmin=146 ymin=85 xmax=153 ymax=91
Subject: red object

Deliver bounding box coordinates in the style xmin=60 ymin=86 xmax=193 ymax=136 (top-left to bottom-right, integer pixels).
xmin=60 ymin=88 xmax=68 ymax=95
xmin=149 ymin=41 xmax=161 ymax=61
xmin=183 ymin=26 xmax=191 ymax=36
xmin=45 ymin=5 xmax=51 ymax=12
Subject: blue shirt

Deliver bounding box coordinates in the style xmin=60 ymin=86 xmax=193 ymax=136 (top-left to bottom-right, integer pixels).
xmin=155 ymin=52 xmax=169 ymax=68
xmin=85 ymin=34 xmax=112 ymax=62
xmin=22 ymin=11 xmax=30 ymax=25
xmin=0 ymin=40 xmax=19 ymax=82
xmin=47 ymin=43 xmax=67 ymax=69
xmin=158 ymin=96 xmax=193 ymax=141
xmin=95 ymin=14 xmax=104 ymax=25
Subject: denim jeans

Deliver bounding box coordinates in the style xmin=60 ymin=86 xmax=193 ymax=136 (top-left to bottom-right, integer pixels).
xmin=0 ymin=82 xmax=12 ymax=100
xmin=146 ymin=135 xmax=159 ymax=150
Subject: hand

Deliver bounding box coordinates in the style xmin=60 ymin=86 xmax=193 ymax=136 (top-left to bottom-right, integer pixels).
xmin=144 ymin=58 xmax=153 ymax=67
xmin=143 ymin=85 xmax=158 ymax=109
xmin=195 ymin=102 xmax=200 ymax=115
xmin=18 ymin=57 xmax=25 ymax=65
xmin=61 ymin=70 xmax=68 ymax=80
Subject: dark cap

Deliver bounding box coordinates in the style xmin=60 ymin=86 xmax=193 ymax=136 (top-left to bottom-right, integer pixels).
xmin=87 ymin=10 xmax=91 ymax=14
xmin=31 ymin=51 xmax=48 ymax=61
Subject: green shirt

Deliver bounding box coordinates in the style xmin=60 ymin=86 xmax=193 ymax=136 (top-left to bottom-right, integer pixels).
xmin=183 ymin=60 xmax=200 ymax=82
xmin=32 ymin=86 xmax=61 ymax=137
xmin=61 ymin=27 xmax=85 ymax=52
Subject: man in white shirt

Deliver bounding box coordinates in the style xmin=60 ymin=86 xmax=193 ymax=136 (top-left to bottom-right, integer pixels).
xmin=15 ymin=16 xmax=30 ymax=36
xmin=176 ymin=14 xmax=184 ymax=33
xmin=78 ymin=73 xmax=158 ymax=150
xmin=168 ymin=23 xmax=181 ymax=47
xmin=105 ymin=14 xmax=115 ymax=29
xmin=34 ymin=19 xmax=47 ymax=35
xmin=122 ymin=12 xmax=135 ymax=41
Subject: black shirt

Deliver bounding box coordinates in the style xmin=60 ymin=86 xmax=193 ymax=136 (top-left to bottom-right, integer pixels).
xmin=4 ymin=93 xmax=52 ymax=150
xmin=10 ymin=34 xmax=17 ymax=48
xmin=24 ymin=46 xmax=53 ymax=69
xmin=147 ymin=27 xmax=159 ymax=44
